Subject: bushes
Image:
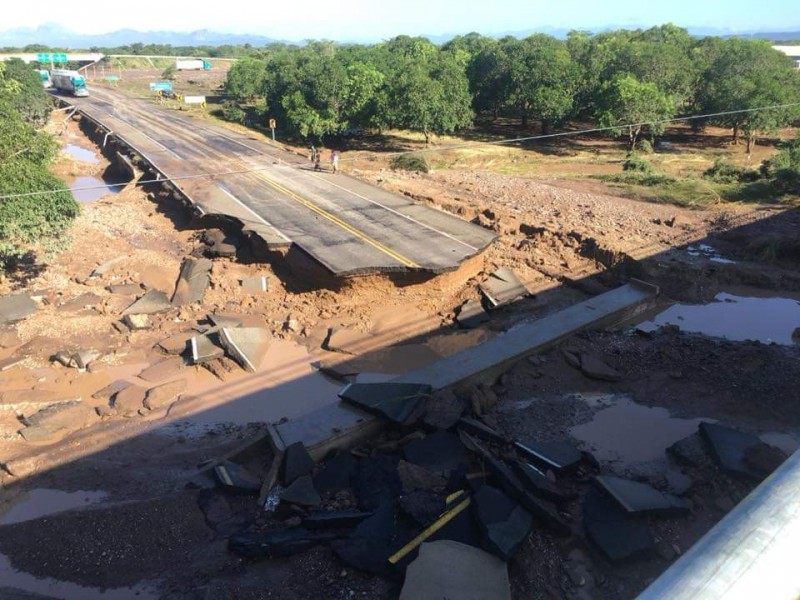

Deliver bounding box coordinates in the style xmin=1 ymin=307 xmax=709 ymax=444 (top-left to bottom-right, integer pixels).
xmin=221 ymin=101 xmax=246 ymax=124
xmin=622 ymin=153 xmax=653 ymax=173
xmin=761 ymin=137 xmax=800 ymax=193
xmin=390 ymin=153 xmax=430 ymax=173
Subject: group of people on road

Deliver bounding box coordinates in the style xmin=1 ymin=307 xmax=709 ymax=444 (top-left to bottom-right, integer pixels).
xmin=309 ymin=145 xmax=339 ymax=173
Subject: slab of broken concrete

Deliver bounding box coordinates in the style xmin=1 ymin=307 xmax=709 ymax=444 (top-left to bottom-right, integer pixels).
xmin=270 ymin=281 xmax=659 ymax=461
xmin=123 ymin=290 xmax=172 ymax=315
xmin=479 ymin=267 xmax=530 ymax=309
xmin=0 ymin=294 xmax=37 ymax=325
xmin=171 ymin=257 xmax=212 ymax=306
xmin=218 ymin=327 xmax=271 ymax=373
xmin=191 ymin=332 xmax=226 ymax=364
xmin=240 ymin=276 xmax=269 ymax=293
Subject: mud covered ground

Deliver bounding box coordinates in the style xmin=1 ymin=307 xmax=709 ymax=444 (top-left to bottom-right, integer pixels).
xmin=0 ymin=113 xmax=798 ymax=599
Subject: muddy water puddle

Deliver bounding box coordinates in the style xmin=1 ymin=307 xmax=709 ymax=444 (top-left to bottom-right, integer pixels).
xmin=568 ymin=394 xmax=709 ymax=465
xmin=0 ymin=489 xmax=107 ymax=526
xmin=638 ymin=292 xmax=800 ymax=345
xmin=0 ymin=552 xmax=156 ymax=599
xmin=63 ymin=143 xmax=100 ymax=164
xmin=686 ymin=243 xmax=735 ymax=264
xmin=69 ymin=176 xmax=125 ymax=203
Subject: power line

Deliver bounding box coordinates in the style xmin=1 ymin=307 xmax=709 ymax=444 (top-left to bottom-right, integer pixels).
xmin=1 ymin=101 xmax=798 ymax=202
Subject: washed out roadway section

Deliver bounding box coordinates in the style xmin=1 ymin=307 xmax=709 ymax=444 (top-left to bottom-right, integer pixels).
xmin=62 ymin=87 xmax=496 ymax=276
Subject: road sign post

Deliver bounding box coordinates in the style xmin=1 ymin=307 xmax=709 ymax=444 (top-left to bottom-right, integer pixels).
xmin=269 ymin=118 xmax=276 ymax=141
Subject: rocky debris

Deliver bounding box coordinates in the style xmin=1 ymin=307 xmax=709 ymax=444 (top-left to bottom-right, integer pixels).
xmin=514 ymin=439 xmax=583 ymax=472
xmin=313 ymin=452 xmax=359 ymax=493
xmin=398 ymin=460 xmax=448 ymax=494
xmin=190 ymin=332 xmax=226 ymax=364
xmin=123 ymin=314 xmax=150 ymax=330
xmin=91 ymin=380 xmax=131 ymax=403
xmin=241 ymin=276 xmax=269 ymax=293
xmin=171 ymin=257 xmax=212 ymax=306
xmin=106 ymin=283 xmax=144 ymax=295
xmin=399 ymin=540 xmax=511 ymax=600
xmin=157 ymin=333 xmax=192 ymax=355
xmin=89 ymin=255 xmax=127 ymax=279
xmin=197 ymin=489 xmax=253 ymax=536
xmin=138 ymin=356 xmax=186 ymax=383
xmin=201 ymin=228 xmax=239 ymax=258
xmin=744 ymin=443 xmax=788 ymax=477
xmin=229 ymin=529 xmax=340 ymax=559
xmin=512 ymin=462 xmax=570 ymax=504
xmin=583 ymin=488 xmax=654 ymax=563
xmin=400 ymin=490 xmax=446 ymax=525
xmin=699 ymin=422 xmax=775 ymax=480
xmin=331 ymin=501 xmax=398 ymax=575
xmin=281 ymin=475 xmax=322 ymax=507
xmin=112 ymin=385 xmax=148 ymax=418
xmin=56 ymin=292 xmax=103 ymax=313
xmin=303 ymin=510 xmax=375 ymax=530
xmin=578 ymin=353 xmax=622 ymax=382
xmin=353 ymin=455 xmax=402 ymax=512
xmin=459 ymin=417 xmax=507 ymax=445
xmin=213 ymin=461 xmax=262 ymax=495
xmin=0 ymin=293 xmax=37 ymax=324
xmin=472 ymin=485 xmax=533 ymax=561
xmin=207 ymin=313 xmax=244 ymax=329
xmin=19 ymin=401 xmax=97 ymax=442
xmin=663 ymin=469 xmax=694 ymax=496
xmin=404 ymin=431 xmax=469 ymax=477
xmin=668 ymin=432 xmax=709 ymax=467
xmin=469 ymin=383 xmax=500 ymax=416
xmin=123 ymin=290 xmax=171 ymax=315
xmin=456 ymin=300 xmax=490 ymax=329
xmin=595 ymin=476 xmax=689 ymax=516
xmin=143 ymin=378 xmax=187 ymax=411
xmin=479 ymin=267 xmax=530 ymax=309
xmin=281 ymin=442 xmax=315 ymax=485
xmin=52 ymin=349 xmax=101 ymax=371
xmin=202 ymin=356 xmax=242 ymax=381
xmin=340 ymin=382 xmax=432 ymax=426
xmin=218 ymin=327 xmax=272 ymax=372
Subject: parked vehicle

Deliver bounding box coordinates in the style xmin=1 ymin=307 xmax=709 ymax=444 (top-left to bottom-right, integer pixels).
xmin=175 ymin=59 xmax=212 ymax=71
xmin=51 ymin=69 xmax=88 ymax=97
xmin=36 ymin=69 xmax=52 ymax=88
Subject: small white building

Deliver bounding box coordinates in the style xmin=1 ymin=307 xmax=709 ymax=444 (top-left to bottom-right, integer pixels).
xmin=772 ymin=46 xmax=800 ymax=69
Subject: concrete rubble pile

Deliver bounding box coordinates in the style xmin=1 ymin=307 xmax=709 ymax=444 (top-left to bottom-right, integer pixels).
xmin=185 ymin=375 xmax=789 ymax=596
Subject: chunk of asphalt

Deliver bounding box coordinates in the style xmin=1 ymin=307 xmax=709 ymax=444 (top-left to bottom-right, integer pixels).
xmin=112 ymin=385 xmax=148 ymax=417
xmin=240 ymin=276 xmax=269 ymax=293
xmin=0 ymin=294 xmax=37 ymax=324
xmin=667 ymin=431 xmax=709 ymax=467
xmin=743 ymin=443 xmax=788 ymax=477
xmin=583 ymin=488 xmax=654 ymax=563
xmin=472 ymin=485 xmax=533 ymax=561
xmin=157 ymin=333 xmax=192 ymax=356
xmin=280 ymin=475 xmax=321 ymax=507
xmin=699 ymin=422 xmax=767 ymax=479
xmin=281 ymin=441 xmax=315 ymax=486
xmin=455 ymin=299 xmax=490 ymax=329
xmin=313 ymin=451 xmax=358 ymax=493
xmin=21 ymin=402 xmax=97 ymax=440
xmin=324 ymin=327 xmax=377 ymax=354
xmin=478 ymin=267 xmax=529 ymax=309
xmin=398 ymin=460 xmax=448 ymax=494
xmin=514 ymin=439 xmax=583 ymax=472
xmin=143 ymin=378 xmax=187 ymax=411
xmin=353 ymin=455 xmax=401 ymax=512
xmin=403 ymin=431 xmax=470 ymax=477
xmin=122 ymin=314 xmax=150 ymax=331
xmin=421 ymin=389 xmax=467 ymax=430
xmin=400 ymin=490 xmax=447 ymax=526
xmin=218 ymin=327 xmax=272 ymax=373
xmin=578 ymin=353 xmax=622 ymax=382
xmin=399 ymin=540 xmax=511 ymax=600
xmin=138 ymin=356 xmax=186 ymax=383
xmin=458 ymin=417 xmax=508 ymax=445
xmin=171 ymin=257 xmax=212 ymax=306
xmin=198 ymin=489 xmax=253 ymax=536
xmin=213 ymin=461 xmax=262 ymax=495
xmin=512 ymin=461 xmax=570 ymax=504
xmin=486 ymin=456 xmax=570 ymax=536
xmin=332 ymin=500 xmax=398 ymax=575
xmin=339 ymin=381 xmax=432 ymax=426
xmin=190 ymin=332 xmax=226 ymax=364
xmin=303 ymin=509 xmax=375 ymax=530
xmin=122 ymin=290 xmax=172 ymax=315
xmin=595 ymin=475 xmax=689 ymax=516
xmin=207 ymin=313 xmax=244 ymax=329
xmin=229 ymin=528 xmax=340 ymax=559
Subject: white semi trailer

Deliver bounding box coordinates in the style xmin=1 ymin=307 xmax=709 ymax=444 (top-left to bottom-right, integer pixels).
xmin=175 ymin=59 xmax=211 ymax=71
xmin=51 ymin=69 xmax=89 ymax=97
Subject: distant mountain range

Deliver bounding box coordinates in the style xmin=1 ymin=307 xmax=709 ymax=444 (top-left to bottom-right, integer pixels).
xmin=1 ymin=22 xmax=799 ymax=49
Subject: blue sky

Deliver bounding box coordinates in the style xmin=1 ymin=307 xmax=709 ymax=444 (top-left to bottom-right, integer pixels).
xmin=3 ymin=0 xmax=799 ymax=39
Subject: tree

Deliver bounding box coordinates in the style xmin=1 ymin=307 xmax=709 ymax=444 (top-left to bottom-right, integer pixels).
xmin=224 ymin=58 xmax=266 ymax=102
xmin=696 ymin=39 xmax=800 ymax=152
xmin=2 ymin=58 xmax=52 ymax=127
xmin=596 ymin=74 xmax=674 ymax=150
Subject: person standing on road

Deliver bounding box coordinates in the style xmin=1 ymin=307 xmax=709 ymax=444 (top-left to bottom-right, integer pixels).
xmin=331 ymin=150 xmax=339 ymax=174
xmin=309 ymin=145 xmax=317 ymax=163
xmin=314 ymin=151 xmax=322 ymax=171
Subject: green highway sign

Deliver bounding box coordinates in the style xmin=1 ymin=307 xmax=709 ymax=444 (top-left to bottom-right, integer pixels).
xmin=36 ymin=53 xmax=67 ymax=63
xmin=53 ymin=53 xmax=67 ymax=63
xmin=36 ymin=53 xmax=50 ymax=62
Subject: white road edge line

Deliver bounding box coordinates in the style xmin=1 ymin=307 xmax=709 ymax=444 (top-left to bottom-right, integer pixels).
xmin=216 ymin=184 xmax=292 ymax=243
xmin=302 ymin=169 xmax=479 ymax=251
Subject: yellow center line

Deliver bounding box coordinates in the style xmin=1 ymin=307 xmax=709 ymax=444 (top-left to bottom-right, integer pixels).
xmin=249 ymin=169 xmax=420 ymax=268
